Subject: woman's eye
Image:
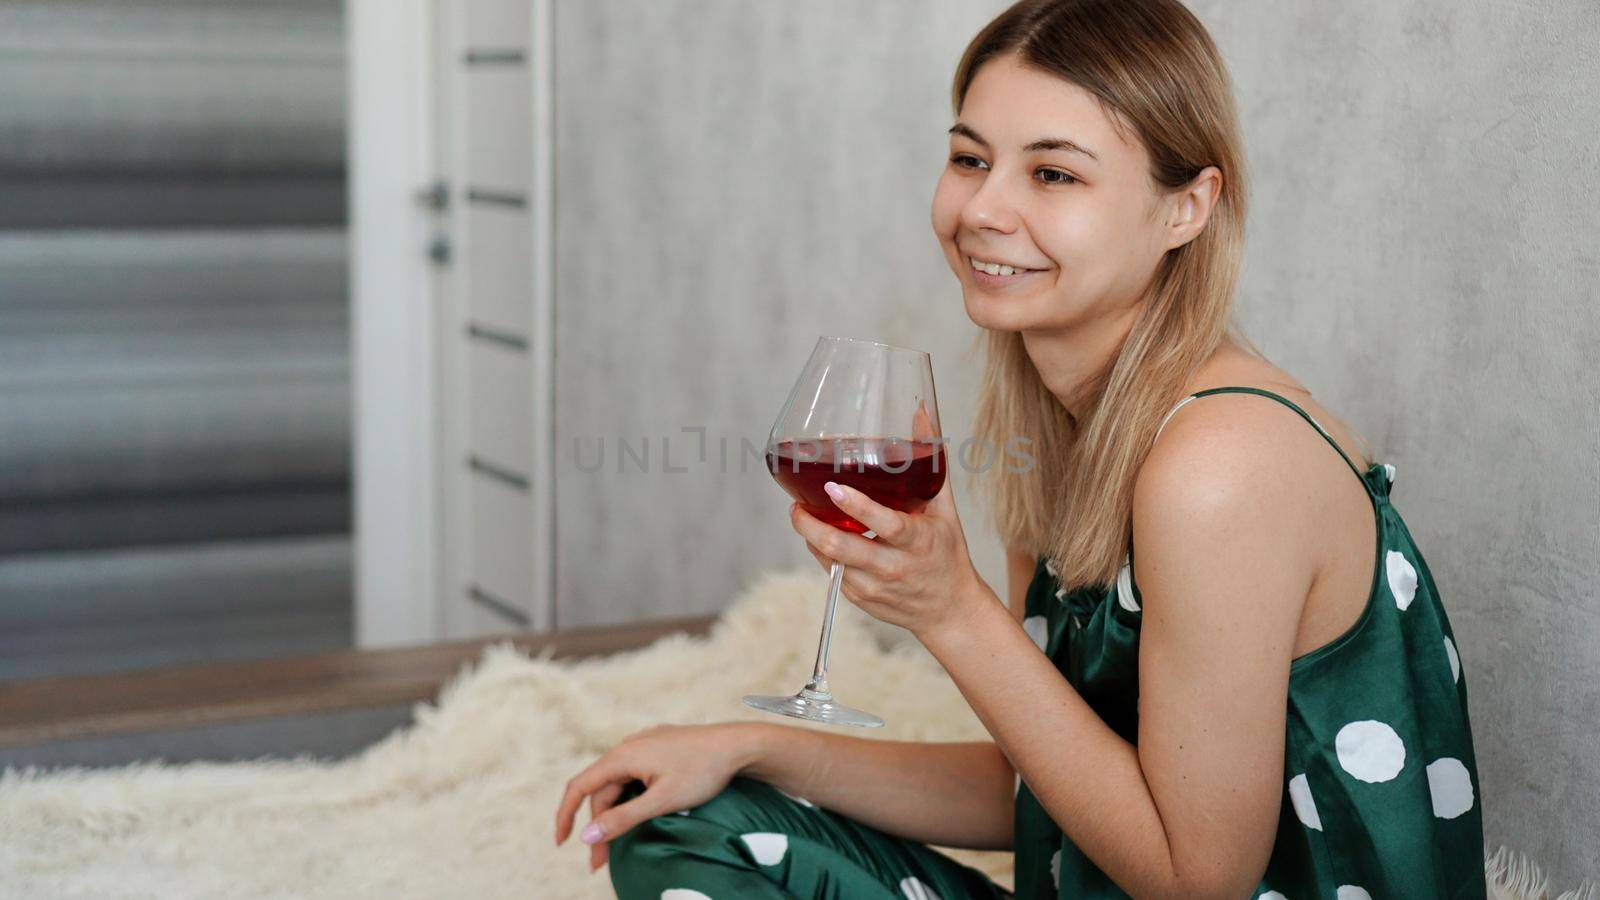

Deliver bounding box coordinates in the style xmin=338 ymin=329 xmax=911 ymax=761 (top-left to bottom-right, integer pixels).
xmin=948 ymin=154 xmax=1077 ymax=186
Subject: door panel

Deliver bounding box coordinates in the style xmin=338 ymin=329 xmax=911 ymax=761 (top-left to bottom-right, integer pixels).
xmin=465 ymin=66 xmax=533 ymax=191
xmin=463 ymin=0 xmax=530 ymax=48
xmin=468 ymin=473 xmax=533 ymax=621
xmin=467 ymin=339 xmax=533 ymax=473
xmin=433 ymin=0 xmax=552 ymax=638
xmin=462 ymin=204 xmax=533 ymax=335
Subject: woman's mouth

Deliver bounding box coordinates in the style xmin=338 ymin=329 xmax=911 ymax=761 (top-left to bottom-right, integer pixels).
xmin=968 ymin=255 xmax=1046 ymax=287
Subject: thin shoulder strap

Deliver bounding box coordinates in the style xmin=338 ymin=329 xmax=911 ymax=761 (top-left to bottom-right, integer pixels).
xmin=1153 ymin=386 xmax=1369 ymax=484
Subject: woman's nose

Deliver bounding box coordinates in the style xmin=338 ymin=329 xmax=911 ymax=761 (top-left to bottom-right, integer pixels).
xmin=960 ymin=175 xmax=1021 ymax=234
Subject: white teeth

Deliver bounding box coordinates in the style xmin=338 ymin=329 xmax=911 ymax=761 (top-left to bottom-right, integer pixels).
xmin=970 ymin=256 xmax=1025 ymax=277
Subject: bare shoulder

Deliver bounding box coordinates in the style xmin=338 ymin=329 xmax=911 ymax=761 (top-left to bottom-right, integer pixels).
xmin=1135 ymin=338 xmax=1369 ymax=508
xmin=1134 ymin=391 xmax=1316 ymax=528
xmin=1131 ymin=382 xmax=1340 ymax=591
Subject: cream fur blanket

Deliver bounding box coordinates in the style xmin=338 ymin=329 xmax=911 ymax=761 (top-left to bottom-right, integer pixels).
xmin=0 ymin=569 xmax=1590 ymax=899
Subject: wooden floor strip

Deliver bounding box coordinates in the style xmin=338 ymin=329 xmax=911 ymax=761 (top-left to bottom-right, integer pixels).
xmin=0 ymin=614 xmax=719 ymax=749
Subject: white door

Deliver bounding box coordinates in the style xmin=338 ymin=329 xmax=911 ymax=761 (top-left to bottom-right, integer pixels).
xmin=429 ymin=0 xmax=554 ymax=638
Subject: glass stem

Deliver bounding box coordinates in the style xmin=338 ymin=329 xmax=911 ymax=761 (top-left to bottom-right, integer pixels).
xmin=802 ymin=562 xmax=845 ymax=700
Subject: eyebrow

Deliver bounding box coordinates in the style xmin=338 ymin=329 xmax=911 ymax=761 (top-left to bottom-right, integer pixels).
xmin=947 ymin=122 xmax=1099 ymax=162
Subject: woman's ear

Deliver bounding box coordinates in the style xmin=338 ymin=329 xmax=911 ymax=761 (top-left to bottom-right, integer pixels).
xmin=1163 ymin=165 xmax=1223 ymax=251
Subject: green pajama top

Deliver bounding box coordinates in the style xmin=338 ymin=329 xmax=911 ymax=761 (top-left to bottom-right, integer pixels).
xmin=1013 ymin=386 xmax=1487 ymax=899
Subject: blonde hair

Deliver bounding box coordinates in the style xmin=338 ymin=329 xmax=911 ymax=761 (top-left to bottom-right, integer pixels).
xmin=958 ymin=0 xmax=1257 ymax=588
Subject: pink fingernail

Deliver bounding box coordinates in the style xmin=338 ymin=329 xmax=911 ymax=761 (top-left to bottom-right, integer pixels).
xmin=823 ymin=481 xmax=844 ymax=502
xmin=580 ymin=822 xmax=605 ymax=845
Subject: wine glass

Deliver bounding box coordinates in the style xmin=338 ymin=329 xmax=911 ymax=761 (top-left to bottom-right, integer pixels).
xmin=742 ymin=335 xmax=946 ymax=728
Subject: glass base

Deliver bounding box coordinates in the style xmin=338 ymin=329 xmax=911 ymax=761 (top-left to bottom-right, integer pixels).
xmin=742 ymin=688 xmax=885 ymax=728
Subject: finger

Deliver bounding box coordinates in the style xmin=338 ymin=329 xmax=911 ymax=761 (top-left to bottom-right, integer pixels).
xmin=911 ymin=401 xmax=939 ymax=441
xmin=789 ymin=502 xmax=831 ymax=571
xmin=555 ymin=772 xmax=585 ymax=845
xmin=555 ymin=757 xmax=622 ymax=844
xmin=790 ymin=502 xmax=881 ymax=568
xmin=840 ymin=564 xmax=898 ymax=606
xmin=585 ymin=786 xmax=667 ymax=851
xmin=803 ymin=541 xmax=833 ymax=573
xmin=926 ymin=474 xmax=959 ymax=517
xmin=587 ymin=781 xmax=625 ymax=871
xmin=837 ymin=570 xmax=866 ymax=607
xmin=822 ymin=481 xmax=912 ymax=546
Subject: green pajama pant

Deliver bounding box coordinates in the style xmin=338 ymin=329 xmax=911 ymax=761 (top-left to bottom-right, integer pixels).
xmin=609 ymin=776 xmax=1013 ymax=900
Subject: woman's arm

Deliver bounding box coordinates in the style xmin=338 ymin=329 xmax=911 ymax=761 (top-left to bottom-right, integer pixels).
xmin=737 ymin=545 xmax=1040 ymax=852
xmin=741 ymin=725 xmax=1015 ymax=850
xmin=915 ymin=411 xmax=1315 ymax=899
xmin=988 ymin=546 xmax=1040 ymax=778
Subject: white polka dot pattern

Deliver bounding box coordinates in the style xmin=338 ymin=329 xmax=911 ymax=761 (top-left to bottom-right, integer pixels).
xmin=661 ymin=890 xmax=713 ymax=900
xmin=739 ymin=832 xmax=788 ymax=866
xmin=777 ymin=788 xmax=815 ymax=808
xmin=1115 ymin=559 xmax=1140 ymax=612
xmin=1387 ymin=551 xmax=1418 ymax=611
xmin=1288 ymin=773 xmax=1322 ymax=831
xmin=1426 ymin=757 xmax=1475 ymax=819
xmin=1335 ymin=720 xmax=1407 ymax=783
xmin=899 ymin=875 xmax=942 ymax=900
xmin=1023 ymin=615 xmax=1048 ymax=652
xmin=1001 ymin=401 xmax=1483 ymax=896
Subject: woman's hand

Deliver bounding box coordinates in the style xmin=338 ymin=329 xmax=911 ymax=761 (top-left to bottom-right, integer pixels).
xmin=554 ymin=722 xmax=766 ymax=873
xmin=789 ymin=476 xmax=988 ymax=639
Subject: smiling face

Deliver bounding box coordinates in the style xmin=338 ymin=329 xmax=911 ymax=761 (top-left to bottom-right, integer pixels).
xmin=931 ymin=53 xmax=1178 ymax=334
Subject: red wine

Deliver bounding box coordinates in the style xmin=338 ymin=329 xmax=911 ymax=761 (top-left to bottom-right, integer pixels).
xmin=767 ymin=437 xmax=947 ymax=534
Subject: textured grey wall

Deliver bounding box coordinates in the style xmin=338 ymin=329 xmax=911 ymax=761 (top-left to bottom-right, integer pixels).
xmin=552 ymin=0 xmax=1598 ymax=882
xmin=552 ymin=1 xmax=1016 ymax=631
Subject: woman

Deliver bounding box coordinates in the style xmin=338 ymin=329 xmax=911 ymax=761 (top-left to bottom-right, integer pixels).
xmin=556 ymin=0 xmax=1486 ymax=896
